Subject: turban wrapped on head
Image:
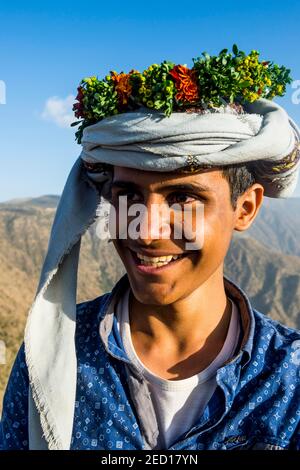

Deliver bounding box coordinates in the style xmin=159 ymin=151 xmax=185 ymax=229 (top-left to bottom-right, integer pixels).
xmin=24 ymin=98 xmax=300 ymax=449
xmin=81 ymin=98 xmax=300 ymax=198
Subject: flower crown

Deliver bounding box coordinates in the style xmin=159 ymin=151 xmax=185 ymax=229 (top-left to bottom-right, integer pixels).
xmin=72 ymin=44 xmax=292 ymax=144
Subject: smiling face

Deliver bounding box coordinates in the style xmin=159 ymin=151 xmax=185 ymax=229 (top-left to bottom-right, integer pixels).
xmin=109 ymin=165 xmax=263 ymax=306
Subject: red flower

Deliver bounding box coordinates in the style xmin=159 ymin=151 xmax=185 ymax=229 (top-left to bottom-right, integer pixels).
xmin=73 ymin=103 xmax=84 ymax=118
xmin=110 ymin=71 xmax=134 ymax=107
xmin=75 ymin=86 xmax=84 ymax=100
xmin=169 ymin=65 xmax=199 ymax=103
xmin=73 ymin=86 xmax=85 ymax=118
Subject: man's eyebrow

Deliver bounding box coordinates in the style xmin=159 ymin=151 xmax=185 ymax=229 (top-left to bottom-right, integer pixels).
xmin=111 ymin=180 xmax=214 ymax=193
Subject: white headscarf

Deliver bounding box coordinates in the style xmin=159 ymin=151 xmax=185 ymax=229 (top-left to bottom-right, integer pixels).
xmin=25 ymin=98 xmax=300 ymax=449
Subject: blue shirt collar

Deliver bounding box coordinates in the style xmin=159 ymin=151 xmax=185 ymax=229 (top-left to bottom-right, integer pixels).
xmin=98 ymin=273 xmax=256 ymax=370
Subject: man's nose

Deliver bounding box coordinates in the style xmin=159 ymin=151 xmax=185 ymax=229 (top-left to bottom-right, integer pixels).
xmin=137 ymin=197 xmax=171 ymax=244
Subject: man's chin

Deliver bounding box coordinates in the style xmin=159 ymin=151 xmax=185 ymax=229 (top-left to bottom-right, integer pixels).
xmin=128 ymin=281 xmax=178 ymax=306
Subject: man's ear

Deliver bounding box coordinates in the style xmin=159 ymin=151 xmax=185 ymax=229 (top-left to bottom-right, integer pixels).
xmin=234 ymin=184 xmax=264 ymax=232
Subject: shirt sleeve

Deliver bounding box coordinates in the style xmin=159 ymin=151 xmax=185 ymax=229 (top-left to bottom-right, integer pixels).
xmin=0 ymin=343 xmax=29 ymax=450
xmin=289 ymin=422 xmax=300 ymax=450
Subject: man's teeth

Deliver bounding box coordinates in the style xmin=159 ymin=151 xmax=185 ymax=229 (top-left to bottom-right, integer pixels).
xmin=136 ymin=253 xmax=182 ymax=267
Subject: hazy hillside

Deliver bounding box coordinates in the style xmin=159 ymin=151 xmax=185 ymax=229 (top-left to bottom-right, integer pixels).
xmin=0 ymin=195 xmax=299 ymax=412
xmin=246 ymin=198 xmax=300 ymax=257
xmin=225 ymin=236 xmax=300 ymax=328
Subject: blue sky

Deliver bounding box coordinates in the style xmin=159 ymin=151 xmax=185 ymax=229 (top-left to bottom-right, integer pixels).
xmin=0 ymin=0 xmax=300 ymax=201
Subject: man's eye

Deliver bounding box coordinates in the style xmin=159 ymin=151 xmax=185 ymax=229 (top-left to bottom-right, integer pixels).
xmin=168 ymin=193 xmax=197 ymax=204
xmin=115 ymin=190 xmax=141 ymax=202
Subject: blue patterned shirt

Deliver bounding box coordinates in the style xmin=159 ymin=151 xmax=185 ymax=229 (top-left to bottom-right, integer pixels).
xmin=1 ymin=275 xmax=300 ymax=450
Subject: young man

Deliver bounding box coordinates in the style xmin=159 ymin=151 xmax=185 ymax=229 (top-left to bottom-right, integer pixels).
xmin=1 ymin=49 xmax=300 ymax=450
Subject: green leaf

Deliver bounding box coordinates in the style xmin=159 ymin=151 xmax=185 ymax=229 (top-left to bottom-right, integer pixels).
xmin=239 ymin=80 xmax=251 ymax=88
xmin=232 ymin=44 xmax=238 ymax=55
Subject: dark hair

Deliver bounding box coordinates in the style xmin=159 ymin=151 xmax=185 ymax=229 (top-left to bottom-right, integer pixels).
xmin=174 ymin=162 xmax=257 ymax=210
xmin=221 ymin=163 xmax=256 ymax=210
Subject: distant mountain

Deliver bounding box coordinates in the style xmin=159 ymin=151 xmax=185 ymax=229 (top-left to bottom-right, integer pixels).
xmin=245 ymin=197 xmax=300 ymax=256
xmin=1 ymin=195 xmax=60 ymax=209
xmin=225 ymin=236 xmax=300 ymax=328
xmin=0 ymin=195 xmax=299 ymax=412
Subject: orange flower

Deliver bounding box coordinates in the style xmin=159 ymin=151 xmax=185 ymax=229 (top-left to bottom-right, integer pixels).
xmin=110 ymin=70 xmax=135 ymax=107
xmin=169 ymin=65 xmax=199 ymax=103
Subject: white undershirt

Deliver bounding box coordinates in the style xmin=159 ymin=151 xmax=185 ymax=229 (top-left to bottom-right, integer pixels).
xmin=115 ymin=288 xmax=240 ymax=449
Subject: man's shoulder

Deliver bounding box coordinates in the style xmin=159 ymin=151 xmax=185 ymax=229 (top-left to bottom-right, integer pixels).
xmin=76 ymin=291 xmax=112 ymax=320
xmin=238 ymin=309 xmax=300 ymax=448
xmin=75 ymin=275 xmax=128 ymax=322
xmin=252 ymin=308 xmax=300 ymax=367
xmin=253 ymin=308 xmax=300 ymax=340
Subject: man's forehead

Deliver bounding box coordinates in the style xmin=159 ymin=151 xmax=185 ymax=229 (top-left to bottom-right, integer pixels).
xmin=112 ymin=165 xmax=223 ymax=190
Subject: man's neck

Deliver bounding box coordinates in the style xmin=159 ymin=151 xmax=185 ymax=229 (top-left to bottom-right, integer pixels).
xmin=128 ymin=267 xmax=232 ymax=379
